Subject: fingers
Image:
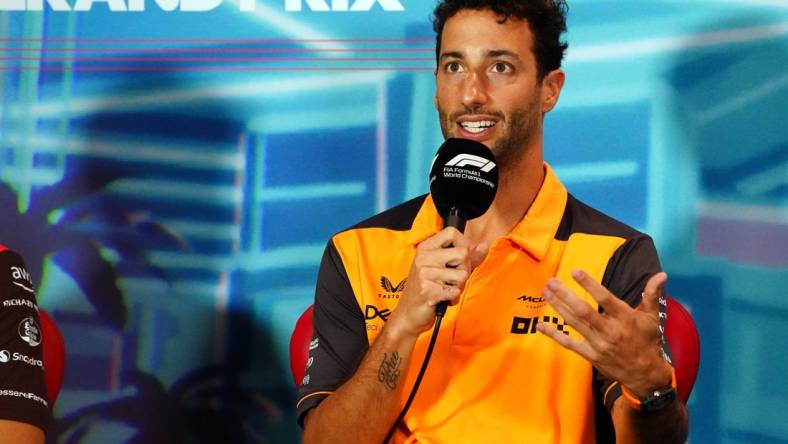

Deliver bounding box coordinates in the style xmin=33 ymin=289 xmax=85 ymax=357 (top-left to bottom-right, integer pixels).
xmin=418 ymin=266 xmax=468 ymax=288
xmin=408 ymin=228 xmax=486 ymax=310
xmin=542 ymin=286 xmax=600 ymax=344
xmin=425 ymin=283 xmax=461 ymax=306
xmin=639 ymin=272 xmax=668 ymax=314
xmin=570 ymin=270 xmax=629 ymax=318
xmin=537 ymin=322 xmax=596 ymax=361
xmin=418 ymin=227 xmax=464 ymax=250
xmin=414 ymin=246 xmax=468 ymax=269
xmin=416 ymin=228 xmax=475 ymax=269
xmin=418 ymin=270 xmax=463 ymax=307
xmin=544 ymin=278 xmax=607 ymax=333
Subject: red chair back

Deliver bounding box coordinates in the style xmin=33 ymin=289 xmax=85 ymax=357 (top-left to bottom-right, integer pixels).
xmin=289 ymin=305 xmax=314 ymax=387
xmin=39 ymin=309 xmax=66 ymax=407
xmin=665 ymin=296 xmax=700 ymax=403
xmin=290 ymin=297 xmax=701 ymax=403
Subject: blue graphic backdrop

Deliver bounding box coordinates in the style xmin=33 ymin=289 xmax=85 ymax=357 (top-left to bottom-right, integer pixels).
xmin=0 ymin=1 xmax=786 ymax=442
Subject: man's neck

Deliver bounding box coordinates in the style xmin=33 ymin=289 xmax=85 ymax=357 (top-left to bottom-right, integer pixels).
xmin=464 ymin=148 xmax=545 ymax=247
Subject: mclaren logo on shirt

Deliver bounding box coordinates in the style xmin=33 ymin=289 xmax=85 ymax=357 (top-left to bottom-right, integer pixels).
xmin=378 ymin=276 xmax=405 ymax=299
xmin=511 ymin=315 xmax=570 ymax=336
xmin=18 ymin=317 xmax=41 ymax=347
xmin=516 ymin=294 xmax=547 ymax=309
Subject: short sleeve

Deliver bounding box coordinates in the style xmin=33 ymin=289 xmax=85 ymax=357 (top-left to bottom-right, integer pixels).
xmin=595 ymin=235 xmax=671 ymax=411
xmin=295 ymin=240 xmax=368 ymax=427
xmin=0 ymin=248 xmax=50 ymax=432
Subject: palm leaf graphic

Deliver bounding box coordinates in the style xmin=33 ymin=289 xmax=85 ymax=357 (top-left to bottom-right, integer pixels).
xmin=0 ymin=169 xmax=186 ymax=330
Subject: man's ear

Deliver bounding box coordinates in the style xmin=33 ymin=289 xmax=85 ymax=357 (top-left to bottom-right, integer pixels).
xmin=541 ymin=69 xmax=565 ymax=113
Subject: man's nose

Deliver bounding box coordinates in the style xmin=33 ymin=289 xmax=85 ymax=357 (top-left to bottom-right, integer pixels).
xmin=461 ymin=71 xmax=489 ymax=109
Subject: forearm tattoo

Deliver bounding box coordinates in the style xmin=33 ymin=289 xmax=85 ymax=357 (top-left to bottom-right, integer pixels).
xmin=378 ymin=352 xmax=402 ymax=390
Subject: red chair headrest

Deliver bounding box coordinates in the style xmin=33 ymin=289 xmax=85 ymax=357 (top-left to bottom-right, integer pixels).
xmin=289 ymin=305 xmax=314 ymax=388
xmin=39 ymin=310 xmax=66 ymax=407
xmin=665 ymin=297 xmax=700 ymax=403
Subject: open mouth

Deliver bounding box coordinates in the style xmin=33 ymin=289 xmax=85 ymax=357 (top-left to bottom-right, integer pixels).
xmin=459 ymin=120 xmax=496 ymax=134
xmin=456 ymin=117 xmax=499 ymax=140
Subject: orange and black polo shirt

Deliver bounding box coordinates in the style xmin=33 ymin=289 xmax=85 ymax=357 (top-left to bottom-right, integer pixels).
xmin=297 ymin=164 xmax=670 ymax=443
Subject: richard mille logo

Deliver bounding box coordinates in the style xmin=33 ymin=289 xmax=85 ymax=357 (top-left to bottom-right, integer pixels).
xmin=378 ymin=276 xmax=405 ymax=299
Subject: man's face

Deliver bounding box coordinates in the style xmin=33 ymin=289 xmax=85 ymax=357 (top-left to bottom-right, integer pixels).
xmin=435 ymin=8 xmax=548 ymax=169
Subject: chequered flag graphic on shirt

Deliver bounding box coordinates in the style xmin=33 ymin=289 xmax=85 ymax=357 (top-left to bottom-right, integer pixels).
xmin=544 ymin=316 xmax=570 ymax=336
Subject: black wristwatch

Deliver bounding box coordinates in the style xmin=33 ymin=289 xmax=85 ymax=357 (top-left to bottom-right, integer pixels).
xmin=621 ymin=368 xmax=678 ymax=414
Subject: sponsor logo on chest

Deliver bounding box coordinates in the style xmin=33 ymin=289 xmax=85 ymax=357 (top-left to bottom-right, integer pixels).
xmin=378 ymin=276 xmax=405 ymax=300
xmin=9 ymin=266 xmax=35 ymax=294
xmin=18 ymin=317 xmax=41 ymax=347
xmin=0 ymin=349 xmax=44 ymax=369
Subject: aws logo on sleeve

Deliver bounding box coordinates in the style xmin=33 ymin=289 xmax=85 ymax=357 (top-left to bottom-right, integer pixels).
xmin=9 ymin=266 xmax=34 ymax=294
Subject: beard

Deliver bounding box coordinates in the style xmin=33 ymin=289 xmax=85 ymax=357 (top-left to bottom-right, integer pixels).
xmin=437 ymin=96 xmax=541 ymax=175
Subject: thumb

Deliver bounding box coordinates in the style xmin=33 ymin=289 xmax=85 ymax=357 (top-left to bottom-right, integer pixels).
xmin=639 ymin=272 xmax=668 ymax=314
xmin=469 ymin=242 xmax=489 ymax=270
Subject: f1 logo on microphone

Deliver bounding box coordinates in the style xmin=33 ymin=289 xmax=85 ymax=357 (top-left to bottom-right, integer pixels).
xmin=445 ymin=154 xmax=496 ymax=172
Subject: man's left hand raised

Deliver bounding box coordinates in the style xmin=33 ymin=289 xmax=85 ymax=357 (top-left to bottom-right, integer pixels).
xmin=536 ymin=270 xmax=673 ymax=398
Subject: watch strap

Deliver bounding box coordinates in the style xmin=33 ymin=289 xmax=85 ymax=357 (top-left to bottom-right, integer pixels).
xmin=621 ymin=367 xmax=677 ymax=413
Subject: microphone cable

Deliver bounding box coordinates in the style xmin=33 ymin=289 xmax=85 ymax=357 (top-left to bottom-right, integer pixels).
xmin=382 ymin=304 xmax=448 ymax=444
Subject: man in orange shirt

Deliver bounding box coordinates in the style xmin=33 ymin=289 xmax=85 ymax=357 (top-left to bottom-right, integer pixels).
xmin=298 ymin=1 xmax=689 ymax=442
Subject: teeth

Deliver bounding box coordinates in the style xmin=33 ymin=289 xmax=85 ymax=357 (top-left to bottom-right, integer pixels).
xmin=460 ymin=121 xmax=495 ymax=133
xmin=464 ymin=126 xmax=486 ymax=134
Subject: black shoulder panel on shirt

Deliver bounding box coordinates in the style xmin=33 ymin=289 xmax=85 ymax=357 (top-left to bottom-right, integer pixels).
xmin=346 ymin=194 xmax=427 ymax=232
xmin=295 ymin=240 xmax=369 ymax=427
xmin=555 ymin=194 xmax=642 ymax=241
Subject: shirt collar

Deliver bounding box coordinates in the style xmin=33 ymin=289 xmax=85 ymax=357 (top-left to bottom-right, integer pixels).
xmin=505 ymin=163 xmax=567 ymax=260
xmin=406 ymin=163 xmax=567 ymax=261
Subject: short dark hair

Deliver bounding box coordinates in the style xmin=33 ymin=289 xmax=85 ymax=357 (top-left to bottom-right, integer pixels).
xmin=432 ymin=0 xmax=569 ymax=80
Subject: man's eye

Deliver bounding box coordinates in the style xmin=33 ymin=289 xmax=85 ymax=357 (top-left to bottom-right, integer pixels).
xmin=492 ymin=62 xmax=511 ymax=73
xmin=446 ymin=62 xmax=463 ymax=73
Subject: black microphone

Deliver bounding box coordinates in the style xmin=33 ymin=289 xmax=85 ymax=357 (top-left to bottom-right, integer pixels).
xmin=428 ymin=138 xmax=498 ymax=316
